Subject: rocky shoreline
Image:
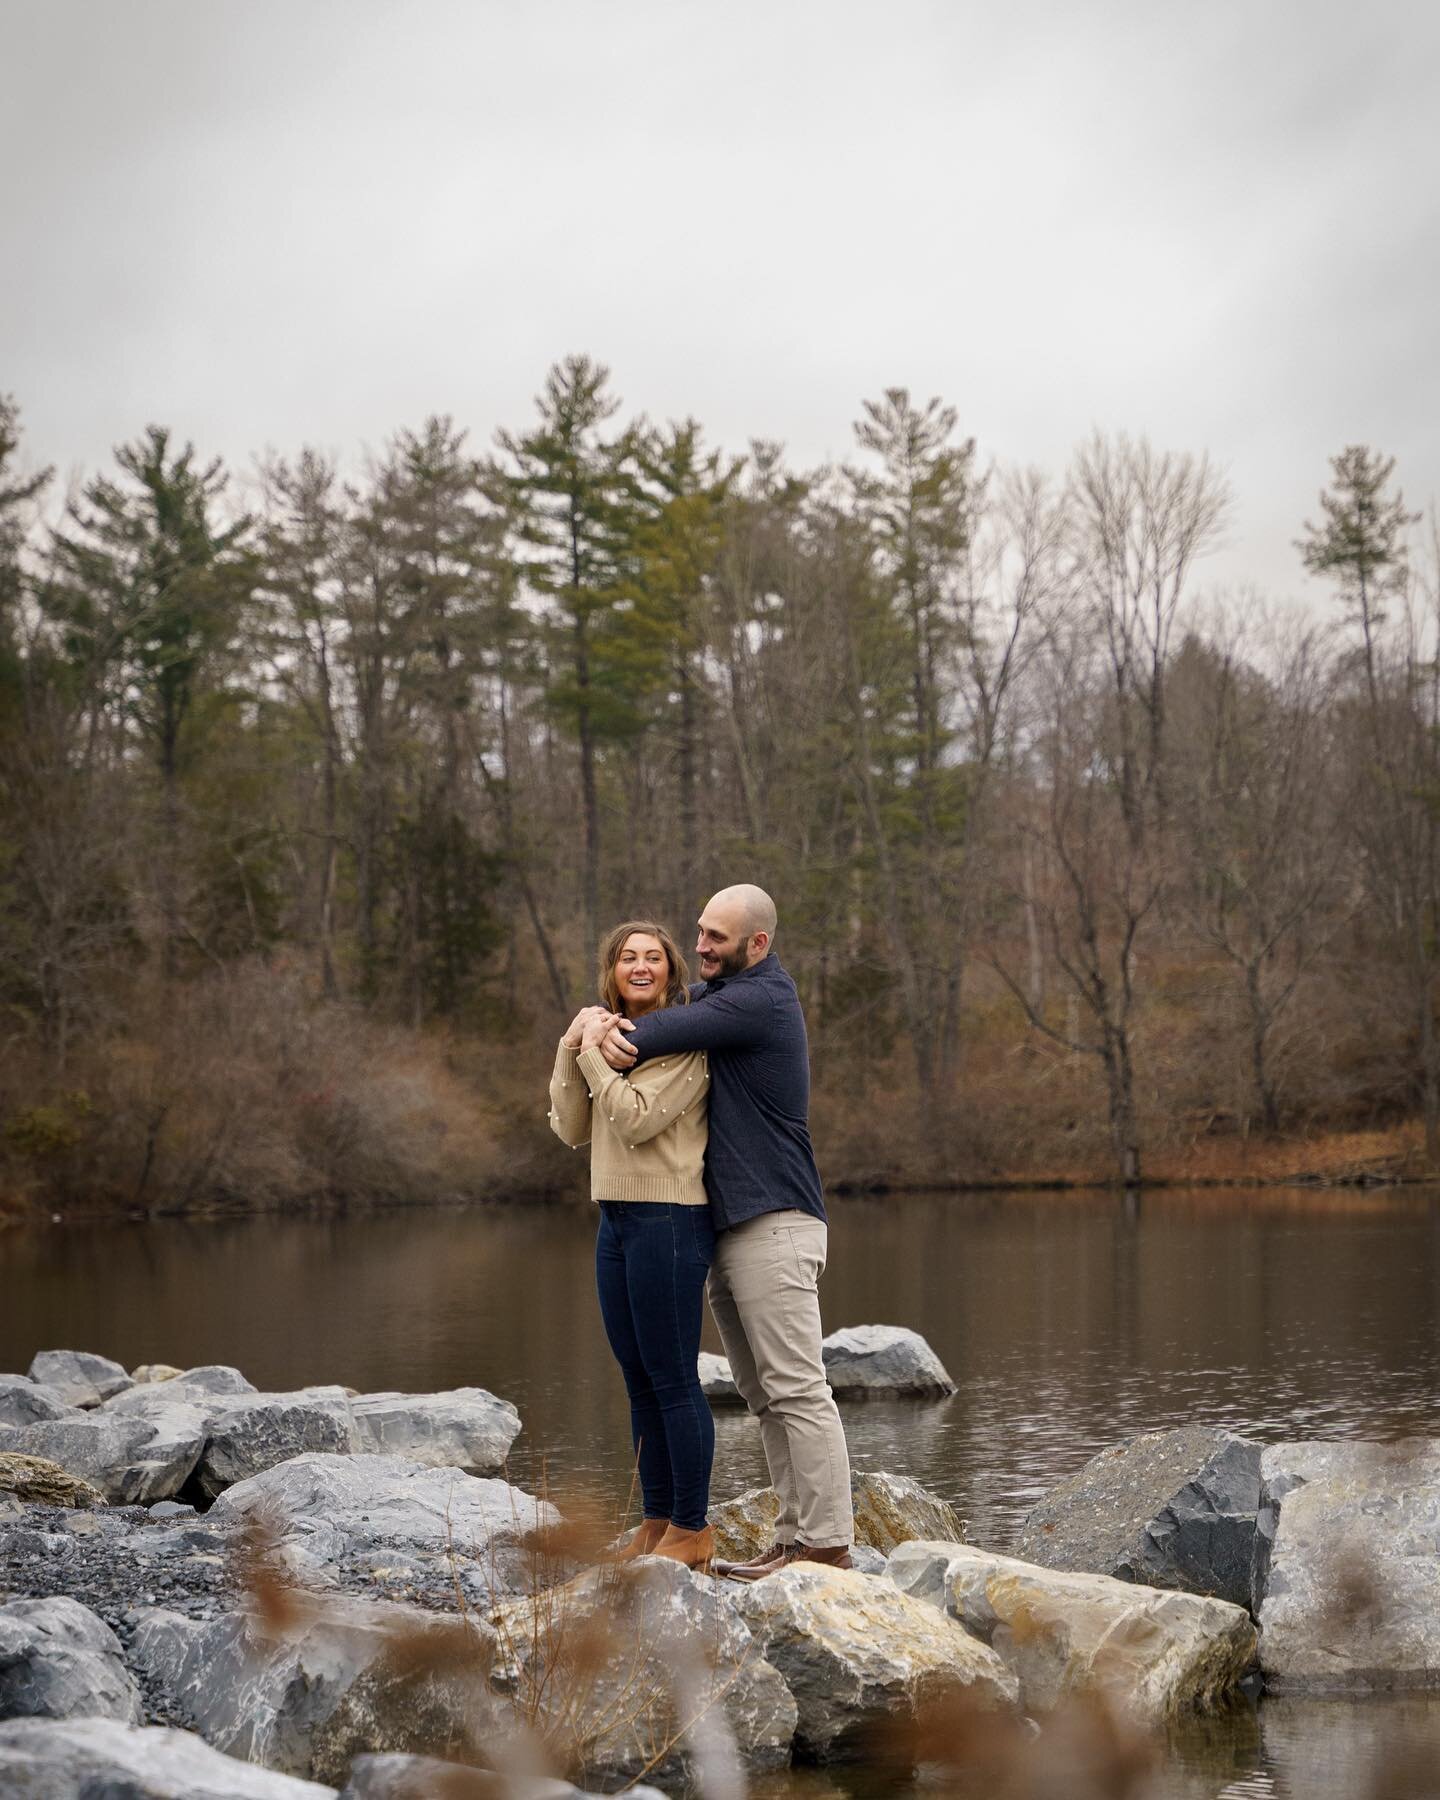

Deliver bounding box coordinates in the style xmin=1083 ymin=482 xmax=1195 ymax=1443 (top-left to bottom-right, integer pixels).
xmin=3 ymin=1340 xmax=1439 ymax=1796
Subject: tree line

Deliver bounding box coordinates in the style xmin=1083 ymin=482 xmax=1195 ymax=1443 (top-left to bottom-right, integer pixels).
xmin=1 ymin=360 xmax=1436 ymax=1204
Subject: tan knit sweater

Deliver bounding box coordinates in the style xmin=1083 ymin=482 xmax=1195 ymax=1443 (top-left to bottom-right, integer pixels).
xmin=548 ymin=1039 xmax=710 ymax=1205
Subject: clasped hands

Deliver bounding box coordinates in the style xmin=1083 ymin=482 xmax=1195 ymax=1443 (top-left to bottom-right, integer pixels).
xmin=562 ymin=1006 xmax=639 ymax=1067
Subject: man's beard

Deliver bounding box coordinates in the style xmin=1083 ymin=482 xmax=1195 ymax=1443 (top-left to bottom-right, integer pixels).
xmin=703 ymin=937 xmax=752 ymax=981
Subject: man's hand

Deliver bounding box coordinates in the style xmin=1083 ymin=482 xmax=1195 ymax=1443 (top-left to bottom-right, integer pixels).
xmin=598 ymin=1017 xmax=638 ymax=1069
xmin=562 ymin=1005 xmax=612 ymax=1049
xmin=580 ymin=1010 xmax=624 ymax=1052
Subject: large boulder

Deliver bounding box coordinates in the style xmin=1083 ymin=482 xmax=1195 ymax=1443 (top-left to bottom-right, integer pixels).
xmin=111 ymin=1364 xmax=258 ymax=1401
xmin=0 ymin=1454 xmax=106 ymax=1510
xmin=821 ymin=1325 xmax=956 ymax=1399
xmin=130 ymin=1597 xmax=507 ymax=1784
xmin=25 ymin=1351 xmax=133 ymax=1410
xmin=0 ymin=1717 xmax=337 ymax=1797
xmin=701 ymin=1325 xmax=955 ymax=1404
xmin=197 ymin=1390 xmax=356 ymax=1500
xmin=0 ymin=1406 xmax=208 ymax=1505
xmin=852 ymin=1470 xmax=965 ymax=1554
xmin=728 ymin=1562 xmax=1016 ymax=1760
xmin=1254 ymin=1439 xmax=1440 ymax=1693
xmin=710 ymin=1485 xmax=782 ymax=1562
xmin=0 ymin=1377 xmax=77 ymax=1430
xmin=710 ymin=1470 xmax=964 ymax=1563
xmin=103 ymin=1380 xmax=522 ymax=1495
xmin=348 ymin=1391 xmax=521 ymax=1478
xmin=0 ymin=1597 xmax=141 ymax=1724
xmin=1014 ymin=1424 xmax=1263 ymax=1610
xmin=492 ymin=1558 xmax=796 ymax=1786
xmin=888 ymin=1540 xmax=1257 ymax=1724
xmin=209 ymin=1453 xmax=559 ymax=1602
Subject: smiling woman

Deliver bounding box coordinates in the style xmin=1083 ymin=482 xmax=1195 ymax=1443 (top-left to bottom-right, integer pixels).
xmin=547 ymin=918 xmax=716 ymax=1571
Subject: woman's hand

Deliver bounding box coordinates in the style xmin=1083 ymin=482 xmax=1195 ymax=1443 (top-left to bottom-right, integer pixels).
xmin=580 ymin=1009 xmax=622 ymax=1052
xmin=562 ymin=1005 xmax=611 ymax=1048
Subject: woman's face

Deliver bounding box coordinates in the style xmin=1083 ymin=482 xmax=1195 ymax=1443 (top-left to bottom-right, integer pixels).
xmin=614 ymin=932 xmax=670 ymax=1015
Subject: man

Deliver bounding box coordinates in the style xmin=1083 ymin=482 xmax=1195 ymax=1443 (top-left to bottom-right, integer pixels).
xmin=597 ymin=883 xmax=853 ymax=1577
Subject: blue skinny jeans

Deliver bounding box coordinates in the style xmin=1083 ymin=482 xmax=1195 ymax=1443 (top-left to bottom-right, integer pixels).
xmin=595 ymin=1201 xmax=716 ymax=1531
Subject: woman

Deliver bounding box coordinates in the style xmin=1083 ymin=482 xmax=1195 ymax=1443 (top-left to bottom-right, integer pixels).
xmin=548 ymin=919 xmax=715 ymax=1571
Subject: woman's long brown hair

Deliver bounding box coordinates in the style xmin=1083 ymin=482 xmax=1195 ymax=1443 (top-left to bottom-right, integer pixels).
xmin=597 ymin=919 xmax=691 ymax=1016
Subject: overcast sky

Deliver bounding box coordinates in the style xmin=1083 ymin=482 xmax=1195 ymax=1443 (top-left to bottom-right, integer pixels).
xmin=5 ymin=0 xmax=1438 ymax=603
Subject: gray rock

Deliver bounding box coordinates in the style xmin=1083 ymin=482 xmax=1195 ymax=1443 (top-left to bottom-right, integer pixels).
xmin=848 ymin=1544 xmax=887 ymax=1576
xmin=25 ymin=1351 xmax=133 ymax=1409
xmin=0 ymin=1406 xmax=208 ymax=1505
xmin=851 ymin=1469 xmax=966 ymax=1553
xmin=130 ymin=1597 xmax=507 ymax=1785
xmin=209 ymin=1453 xmax=559 ymax=1601
xmin=338 ymin=1757 xmax=668 ymax=1799
xmin=0 ymin=1596 xmax=142 ymax=1724
xmin=0 ymin=1455 xmax=107 ymax=1510
xmin=1015 ymin=1424 xmax=1262 ymax=1609
xmin=197 ymin=1389 xmax=356 ymax=1500
xmin=159 ymin=1365 xmax=259 ymax=1397
xmin=701 ymin=1327 xmax=955 ymax=1403
xmin=821 ymin=1324 xmax=956 ymax=1398
xmin=697 ymin=1352 xmax=741 ymax=1403
xmin=0 ymin=1716 xmax=337 ymax=1796
xmin=728 ymin=1562 xmax=1016 ymax=1759
xmin=348 ymin=1390 xmax=521 ymax=1477
xmin=0 ymin=1377 xmax=77 ymax=1430
xmin=1254 ymin=1439 xmax=1440 ymax=1693
xmin=710 ymin=1484 xmax=782 ymax=1561
xmin=494 ymin=1558 xmax=796 ymax=1785
xmin=888 ymin=1540 xmax=1257 ymax=1724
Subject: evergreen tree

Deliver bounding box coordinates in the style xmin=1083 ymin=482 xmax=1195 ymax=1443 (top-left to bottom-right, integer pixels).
xmin=495 ymin=356 xmax=644 ymax=955
xmin=47 ymin=427 xmax=253 ymax=975
xmin=630 ymin=419 xmax=735 ymax=913
xmin=848 ymin=389 xmax=977 ymax=1096
xmin=1299 ymin=445 xmax=1417 ymax=705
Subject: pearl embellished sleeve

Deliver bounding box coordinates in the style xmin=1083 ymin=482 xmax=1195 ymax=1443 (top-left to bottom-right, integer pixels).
xmin=574 ymin=1047 xmax=711 ymax=1148
xmin=548 ymin=1042 xmax=593 ymax=1149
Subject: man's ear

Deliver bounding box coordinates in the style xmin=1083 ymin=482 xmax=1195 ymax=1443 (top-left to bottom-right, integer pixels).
xmin=750 ymin=930 xmax=770 ymax=960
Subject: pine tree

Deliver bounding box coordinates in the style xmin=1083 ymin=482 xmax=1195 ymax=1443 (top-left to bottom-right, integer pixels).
xmin=495 ymin=356 xmax=643 ymax=955
xmin=47 ymin=427 xmax=253 ymax=975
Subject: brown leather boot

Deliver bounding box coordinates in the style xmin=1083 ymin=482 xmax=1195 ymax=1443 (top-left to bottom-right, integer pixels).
xmin=604 ymin=1517 xmax=669 ymax=1563
xmin=791 ymin=1542 xmax=854 ymax=1570
xmin=652 ymin=1523 xmax=715 ymax=1573
xmin=714 ymin=1541 xmax=797 ymax=1582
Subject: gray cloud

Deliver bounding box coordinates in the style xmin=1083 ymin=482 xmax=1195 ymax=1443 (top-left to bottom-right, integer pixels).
xmin=5 ymin=0 xmax=1437 ymax=602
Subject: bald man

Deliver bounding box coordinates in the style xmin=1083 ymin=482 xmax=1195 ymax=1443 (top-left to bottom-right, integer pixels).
xmin=598 ymin=884 xmax=854 ymax=1576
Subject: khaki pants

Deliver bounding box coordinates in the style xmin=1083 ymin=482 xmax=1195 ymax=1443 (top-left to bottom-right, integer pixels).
xmin=706 ymin=1209 xmax=854 ymax=1548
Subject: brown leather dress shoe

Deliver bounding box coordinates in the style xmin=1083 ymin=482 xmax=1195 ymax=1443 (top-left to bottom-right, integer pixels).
xmin=714 ymin=1541 xmax=796 ymax=1582
xmin=791 ymin=1542 xmax=854 ymax=1570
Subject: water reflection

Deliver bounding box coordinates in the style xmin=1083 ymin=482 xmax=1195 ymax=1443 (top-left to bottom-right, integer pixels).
xmin=3 ymin=1188 xmax=1438 ymax=1544
xmin=4 ymin=1188 xmax=1439 ymax=1800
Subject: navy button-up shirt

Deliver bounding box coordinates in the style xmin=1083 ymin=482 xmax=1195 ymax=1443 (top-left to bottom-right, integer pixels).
xmin=622 ymin=955 xmax=826 ymax=1231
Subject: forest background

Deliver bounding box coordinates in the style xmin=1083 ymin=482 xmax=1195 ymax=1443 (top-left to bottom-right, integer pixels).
xmin=1 ymin=360 xmax=1437 ymax=1220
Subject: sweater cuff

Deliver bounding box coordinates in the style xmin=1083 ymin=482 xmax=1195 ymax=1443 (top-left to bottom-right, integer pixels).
xmin=576 ymin=1046 xmax=619 ymax=1094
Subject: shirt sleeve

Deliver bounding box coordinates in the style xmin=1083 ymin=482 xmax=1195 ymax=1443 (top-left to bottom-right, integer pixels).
xmin=547 ymin=1042 xmax=592 ymax=1149
xmin=574 ymin=1048 xmax=710 ymax=1146
xmin=623 ymin=982 xmax=774 ymax=1064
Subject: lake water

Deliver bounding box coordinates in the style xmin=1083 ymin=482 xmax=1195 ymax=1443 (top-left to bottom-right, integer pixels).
xmin=4 ymin=1188 xmax=1440 ymax=1797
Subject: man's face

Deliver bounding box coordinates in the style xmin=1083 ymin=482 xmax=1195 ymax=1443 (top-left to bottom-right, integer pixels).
xmin=696 ymin=906 xmax=752 ymax=981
